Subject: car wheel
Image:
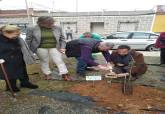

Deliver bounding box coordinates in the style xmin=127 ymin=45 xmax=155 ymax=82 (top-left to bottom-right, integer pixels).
xmin=147 ymin=44 xmax=159 ymax=51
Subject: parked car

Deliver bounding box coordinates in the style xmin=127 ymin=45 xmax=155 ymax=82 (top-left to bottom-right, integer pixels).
xmin=102 ymin=31 xmax=159 ymax=51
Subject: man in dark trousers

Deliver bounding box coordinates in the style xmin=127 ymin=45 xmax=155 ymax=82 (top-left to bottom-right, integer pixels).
xmin=65 ymin=26 xmax=73 ymax=40
xmin=65 ymin=38 xmax=114 ymax=76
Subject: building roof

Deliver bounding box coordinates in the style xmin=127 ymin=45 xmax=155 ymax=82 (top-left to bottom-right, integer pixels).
xmin=35 ymin=10 xmax=155 ymax=17
xmin=0 ymin=9 xmax=27 ymax=17
xmin=0 ymin=9 xmax=155 ymax=18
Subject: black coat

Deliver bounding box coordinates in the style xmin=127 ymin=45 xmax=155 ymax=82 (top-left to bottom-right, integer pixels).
xmin=0 ymin=34 xmax=25 ymax=80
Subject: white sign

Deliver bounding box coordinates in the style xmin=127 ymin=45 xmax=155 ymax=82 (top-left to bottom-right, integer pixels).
xmin=86 ymin=76 xmax=102 ymax=81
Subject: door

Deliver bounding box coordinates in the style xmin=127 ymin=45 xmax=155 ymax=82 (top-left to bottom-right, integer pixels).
xmin=90 ymin=22 xmax=104 ymax=34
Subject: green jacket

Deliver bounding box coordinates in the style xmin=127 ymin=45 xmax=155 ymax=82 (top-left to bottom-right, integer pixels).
xmin=79 ymin=33 xmax=102 ymax=41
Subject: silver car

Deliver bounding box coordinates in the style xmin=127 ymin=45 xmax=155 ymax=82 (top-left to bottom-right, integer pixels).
xmin=102 ymin=31 xmax=159 ymax=51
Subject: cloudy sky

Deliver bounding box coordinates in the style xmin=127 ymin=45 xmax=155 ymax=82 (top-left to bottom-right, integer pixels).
xmin=0 ymin=0 xmax=165 ymax=12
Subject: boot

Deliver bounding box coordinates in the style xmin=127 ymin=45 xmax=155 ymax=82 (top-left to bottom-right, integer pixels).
xmin=130 ymin=74 xmax=138 ymax=81
xmin=19 ymin=70 xmax=39 ymax=89
xmin=6 ymin=79 xmax=20 ymax=92
xmin=20 ymin=81 xmax=38 ymax=89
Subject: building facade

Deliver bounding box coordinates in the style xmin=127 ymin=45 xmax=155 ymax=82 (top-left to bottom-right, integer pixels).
xmin=0 ymin=7 xmax=164 ymax=38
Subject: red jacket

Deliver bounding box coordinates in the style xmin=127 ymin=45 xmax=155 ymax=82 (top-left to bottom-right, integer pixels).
xmin=155 ymin=32 xmax=165 ymax=48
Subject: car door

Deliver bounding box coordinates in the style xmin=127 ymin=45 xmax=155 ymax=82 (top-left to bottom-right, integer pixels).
xmin=103 ymin=32 xmax=130 ymax=49
xmin=128 ymin=32 xmax=150 ymax=50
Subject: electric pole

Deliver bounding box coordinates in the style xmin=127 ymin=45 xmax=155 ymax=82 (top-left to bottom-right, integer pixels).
xmin=25 ymin=0 xmax=31 ymax=24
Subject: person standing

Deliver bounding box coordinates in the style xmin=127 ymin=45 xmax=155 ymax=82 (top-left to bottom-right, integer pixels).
xmin=65 ymin=26 xmax=73 ymax=40
xmin=155 ymin=32 xmax=165 ymax=65
xmin=26 ymin=16 xmax=71 ymax=81
xmin=0 ymin=25 xmax=38 ymax=92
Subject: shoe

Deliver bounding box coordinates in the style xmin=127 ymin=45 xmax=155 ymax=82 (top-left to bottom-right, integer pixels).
xmin=6 ymin=86 xmax=20 ymax=92
xmin=44 ymin=74 xmax=53 ymax=80
xmin=160 ymin=75 xmax=165 ymax=82
xmin=62 ymin=74 xmax=73 ymax=81
xmin=130 ymin=76 xmax=138 ymax=81
xmin=6 ymin=79 xmax=20 ymax=92
xmin=160 ymin=64 xmax=165 ymax=67
xmin=20 ymin=82 xmax=38 ymax=89
xmin=86 ymin=67 xmax=94 ymax=71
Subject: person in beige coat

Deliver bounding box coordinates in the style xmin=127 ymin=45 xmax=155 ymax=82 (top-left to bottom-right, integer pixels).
xmin=26 ymin=16 xmax=71 ymax=81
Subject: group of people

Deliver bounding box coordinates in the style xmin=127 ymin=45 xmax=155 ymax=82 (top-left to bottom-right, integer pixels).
xmin=2 ymin=16 xmax=164 ymax=93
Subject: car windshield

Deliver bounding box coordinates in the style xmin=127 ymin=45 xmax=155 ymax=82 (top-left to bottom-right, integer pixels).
xmin=107 ymin=32 xmax=130 ymax=39
xmin=131 ymin=32 xmax=150 ymax=39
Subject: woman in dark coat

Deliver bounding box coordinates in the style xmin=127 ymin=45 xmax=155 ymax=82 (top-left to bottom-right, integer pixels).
xmin=0 ymin=25 xmax=38 ymax=92
xmin=155 ymin=32 xmax=165 ymax=65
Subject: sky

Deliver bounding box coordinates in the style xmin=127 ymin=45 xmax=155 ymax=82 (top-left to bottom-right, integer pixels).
xmin=0 ymin=0 xmax=165 ymax=12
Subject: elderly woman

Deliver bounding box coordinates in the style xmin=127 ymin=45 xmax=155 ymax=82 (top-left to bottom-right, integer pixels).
xmin=0 ymin=25 xmax=38 ymax=92
xmin=26 ymin=16 xmax=71 ymax=80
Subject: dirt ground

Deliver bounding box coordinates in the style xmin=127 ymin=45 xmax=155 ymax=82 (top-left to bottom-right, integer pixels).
xmin=69 ymin=81 xmax=165 ymax=114
xmin=0 ymin=52 xmax=165 ymax=114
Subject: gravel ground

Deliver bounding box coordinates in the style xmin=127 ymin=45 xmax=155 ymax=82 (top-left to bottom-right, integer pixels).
xmin=0 ymin=92 xmax=110 ymax=114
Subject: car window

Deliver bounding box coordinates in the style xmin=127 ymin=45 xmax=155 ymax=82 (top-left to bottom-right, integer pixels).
xmin=132 ymin=32 xmax=150 ymax=39
xmin=150 ymin=34 xmax=159 ymax=39
xmin=107 ymin=32 xmax=130 ymax=39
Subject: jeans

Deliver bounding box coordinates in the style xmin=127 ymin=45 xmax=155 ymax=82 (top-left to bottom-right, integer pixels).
xmin=66 ymin=33 xmax=73 ymax=40
xmin=76 ymin=57 xmax=87 ymax=75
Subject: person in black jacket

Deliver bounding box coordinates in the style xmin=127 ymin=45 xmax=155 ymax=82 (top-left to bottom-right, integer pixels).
xmin=0 ymin=25 xmax=38 ymax=92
